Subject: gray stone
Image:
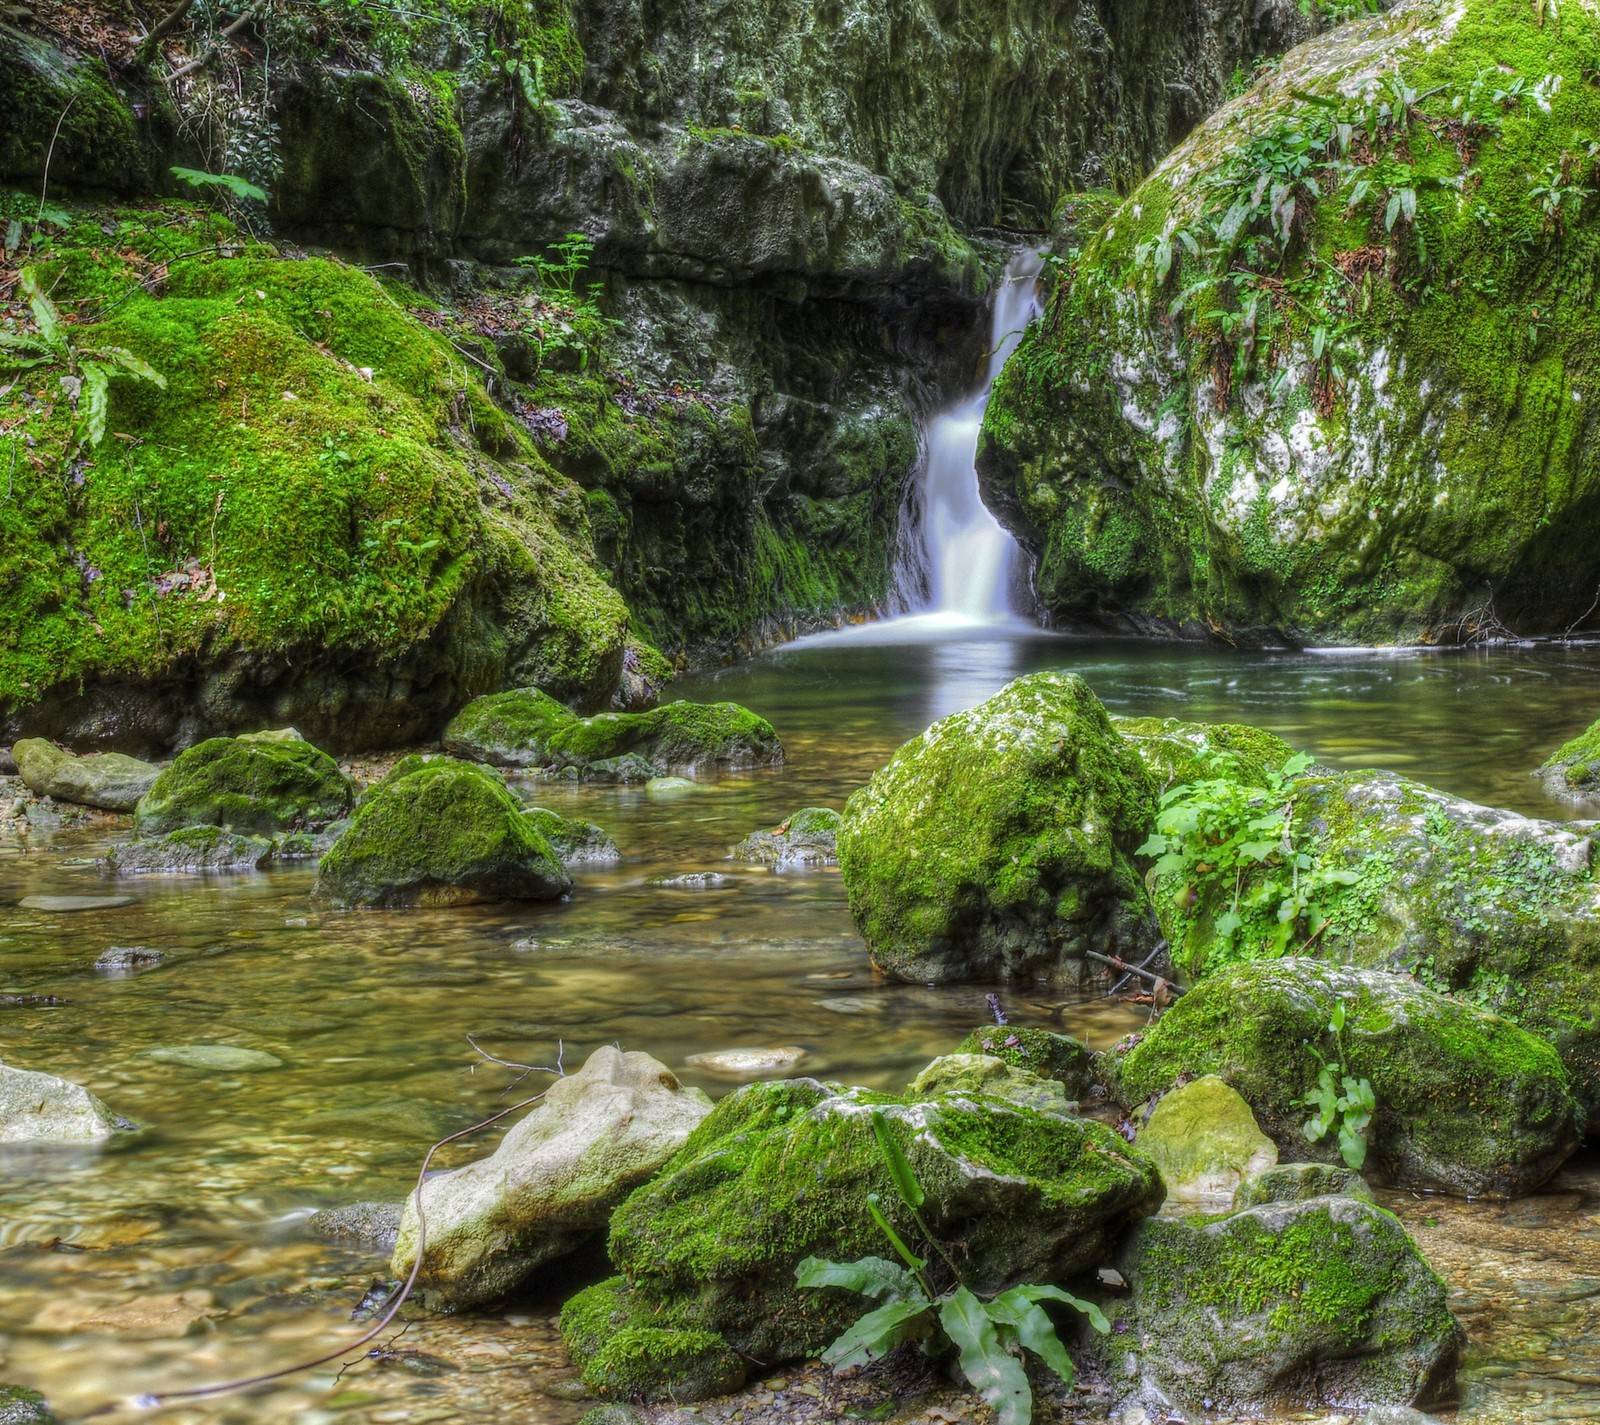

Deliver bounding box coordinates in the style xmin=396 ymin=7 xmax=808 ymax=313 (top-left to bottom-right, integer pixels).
xmin=11 ymin=739 xmax=159 ymax=812
xmin=305 ymin=1201 xmax=403 ymax=1251
xmin=17 ymin=895 xmax=133 ymax=912
xmin=106 ymin=827 xmax=274 ymax=875
xmin=391 ymin=1046 xmax=713 ymax=1309
xmin=683 ymin=1047 xmax=808 ymax=1078
xmin=733 ymin=806 xmax=841 ymax=869
xmin=0 ymin=1062 xmax=132 ymax=1142
xmin=1234 ymin=1161 xmax=1375 ymax=1209
xmin=94 ymin=946 xmax=165 ymax=973
xmin=147 ymin=1045 xmax=283 ymax=1071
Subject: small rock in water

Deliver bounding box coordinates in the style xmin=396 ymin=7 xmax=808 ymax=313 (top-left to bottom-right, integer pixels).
xmin=33 ymin=1289 xmax=218 ymax=1338
xmin=305 ymin=1201 xmax=404 ymax=1252
xmin=0 ymin=1063 xmax=133 ymax=1142
xmin=95 ymin=946 xmax=165 ymax=974
xmin=651 ymin=872 xmax=729 ymax=889
xmin=17 ymin=895 xmax=133 ymax=912
xmin=684 ymin=1047 xmax=808 ymax=1078
xmin=645 ymin=776 xmax=696 ymax=794
xmin=816 ymin=996 xmax=887 ymax=1015
xmin=0 ymin=1384 xmax=58 ymax=1424
xmin=147 ymin=1044 xmax=283 ymax=1071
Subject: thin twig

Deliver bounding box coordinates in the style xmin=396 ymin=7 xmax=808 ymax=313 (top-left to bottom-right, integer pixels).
xmin=37 ymin=95 xmax=81 ymax=225
xmin=1085 ymin=949 xmax=1186 ymax=998
xmin=466 ymin=1034 xmax=563 ymax=1097
xmin=162 ymin=0 xmax=268 ymax=85
xmin=137 ymin=0 xmax=198 ymax=62
xmin=1564 ymin=584 xmax=1600 ymax=640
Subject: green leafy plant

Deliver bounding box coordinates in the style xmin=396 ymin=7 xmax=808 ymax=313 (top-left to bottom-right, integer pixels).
xmin=1138 ymin=751 xmax=1360 ymax=974
xmin=796 ymin=1110 xmax=1107 ymax=1425
xmin=1299 ymin=1002 xmax=1376 ymax=1169
xmin=170 ymin=165 xmax=269 ymax=204
xmin=0 ymin=268 xmax=165 ymax=448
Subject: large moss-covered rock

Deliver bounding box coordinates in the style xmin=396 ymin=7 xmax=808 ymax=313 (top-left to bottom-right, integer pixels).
xmin=11 ymin=739 xmax=158 ymax=811
xmin=838 ymin=672 xmax=1159 ymax=983
xmin=523 ymin=807 xmax=620 ymax=864
xmin=133 ymin=736 xmax=352 ymax=837
xmin=979 ymin=0 xmax=1600 ymax=645
xmin=392 ymin=1047 xmax=711 ymax=1310
xmin=0 ymin=1062 xmax=132 ymax=1143
xmin=443 ymin=688 xmax=579 ymax=768
xmin=1156 ymin=765 xmax=1600 ymax=1114
xmin=1108 ymin=960 xmax=1581 ymax=1198
xmin=1113 ymin=716 xmax=1298 ymax=790
xmin=1537 ymin=717 xmax=1600 ymax=804
xmin=312 ymin=758 xmax=570 ymax=908
xmin=593 ymin=1076 xmax=1164 ymax=1368
xmin=1111 ymin=1196 xmax=1462 ymax=1415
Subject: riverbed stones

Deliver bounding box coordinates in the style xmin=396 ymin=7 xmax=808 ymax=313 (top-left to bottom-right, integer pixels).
xmin=133 ymin=736 xmax=353 ymax=837
xmin=683 ymin=1047 xmax=808 ymax=1078
xmin=1108 ymin=960 xmax=1582 ymax=1198
xmin=147 ymin=1045 xmax=282 ymax=1071
xmin=837 ymin=672 xmax=1159 ymax=984
xmin=0 ymin=1386 xmax=56 ymax=1425
xmin=1110 ymin=1196 xmax=1462 ymax=1416
xmin=1134 ymin=1075 xmax=1277 ymax=1205
xmin=390 ymin=1046 xmax=712 ymax=1310
xmin=593 ymin=1076 xmax=1164 ymax=1370
xmin=11 ymin=739 xmax=159 ymax=812
xmin=444 ymin=688 xmax=783 ymax=778
xmin=954 ymin=1024 xmax=1095 ymax=1096
xmin=1537 ymin=717 xmax=1600 ymax=804
xmin=313 ymin=758 xmax=570 ymax=908
xmin=733 ymin=807 xmax=841 ymax=869
xmin=0 ymin=1063 xmax=131 ymax=1142
xmin=106 ymin=827 xmax=275 ymax=875
xmin=17 ymin=895 xmax=132 ymax=912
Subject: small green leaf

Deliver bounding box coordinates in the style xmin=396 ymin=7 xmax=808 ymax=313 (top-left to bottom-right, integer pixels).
xmin=796 ymin=1256 xmax=924 ymax=1305
xmin=870 ymin=1109 xmax=925 ymax=1211
xmin=940 ymin=1288 xmax=1033 ymax=1425
xmin=820 ymin=1298 xmax=934 ymax=1371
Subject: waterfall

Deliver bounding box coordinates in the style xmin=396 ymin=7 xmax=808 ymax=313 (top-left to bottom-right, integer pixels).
xmin=898 ymin=250 xmax=1043 ymax=622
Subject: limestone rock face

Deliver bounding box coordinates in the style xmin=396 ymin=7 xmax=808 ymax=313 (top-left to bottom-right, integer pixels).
xmin=838 ymin=672 xmax=1159 ymax=983
xmin=1134 ymin=1075 xmax=1278 ymax=1205
xmin=390 ymin=1047 xmax=712 ymax=1309
xmin=1112 ymin=1196 xmax=1462 ymax=1416
xmin=0 ymin=1063 xmax=131 ymax=1143
xmin=1109 ymin=959 xmax=1582 ymax=1199
xmin=134 ymin=737 xmax=352 ymax=837
xmin=11 ymin=740 xmax=159 ymax=812
xmin=313 ymin=758 xmax=570 ymax=909
xmin=979 ymin=0 xmax=1600 ymax=646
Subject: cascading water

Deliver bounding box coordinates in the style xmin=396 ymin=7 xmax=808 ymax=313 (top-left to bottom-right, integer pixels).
xmin=898 ymin=249 xmax=1044 ymax=622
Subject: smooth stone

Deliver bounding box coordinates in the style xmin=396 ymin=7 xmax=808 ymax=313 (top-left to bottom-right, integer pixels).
xmin=0 ymin=1062 xmax=132 ymax=1142
xmin=17 ymin=895 xmax=133 ymax=912
xmin=815 ymin=996 xmax=886 ymax=1015
xmin=11 ymin=739 xmax=159 ymax=812
xmin=106 ymin=828 xmax=274 ymax=875
xmin=1135 ymin=1074 xmax=1278 ymax=1205
xmin=684 ymin=1047 xmax=808 ymax=1077
xmin=147 ymin=1045 xmax=283 ymax=1071
xmin=645 ymin=777 xmax=696 ymax=793
xmin=32 ymin=1289 xmax=218 ymax=1338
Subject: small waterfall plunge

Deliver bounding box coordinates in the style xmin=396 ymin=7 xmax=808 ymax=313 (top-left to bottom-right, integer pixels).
xmin=896 ymin=249 xmax=1044 ymax=623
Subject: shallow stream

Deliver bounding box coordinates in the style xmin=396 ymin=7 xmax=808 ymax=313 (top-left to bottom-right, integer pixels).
xmin=4 ymin=627 xmax=1600 ymax=1423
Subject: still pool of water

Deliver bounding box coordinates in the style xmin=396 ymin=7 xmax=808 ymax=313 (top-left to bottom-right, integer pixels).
xmin=4 ymin=627 xmax=1600 ymax=1423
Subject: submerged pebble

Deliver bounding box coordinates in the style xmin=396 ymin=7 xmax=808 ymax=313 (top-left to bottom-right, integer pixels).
xmin=684 ymin=1047 xmax=808 ymax=1077
xmin=146 ymin=1045 xmax=283 ymax=1071
xmin=17 ymin=895 xmax=133 ymax=912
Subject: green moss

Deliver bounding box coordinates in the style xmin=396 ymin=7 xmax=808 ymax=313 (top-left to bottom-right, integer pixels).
xmin=523 ymin=805 xmax=617 ymax=861
xmin=312 ymin=757 xmax=569 ymax=907
xmin=134 ymin=737 xmax=352 ymax=836
xmin=953 ymin=1025 xmax=1093 ymax=1095
xmin=546 ymin=700 xmax=781 ymax=772
xmin=0 ymin=1384 xmax=57 ymax=1425
xmin=1233 ymin=1161 xmax=1374 ymax=1209
xmin=583 ymin=1327 xmax=744 ymax=1403
xmin=1113 ymin=715 xmax=1298 ymax=790
xmin=1538 ymin=716 xmax=1600 ymax=799
xmin=837 ymin=672 xmax=1159 ymax=983
xmin=443 ymin=687 xmax=578 ymax=766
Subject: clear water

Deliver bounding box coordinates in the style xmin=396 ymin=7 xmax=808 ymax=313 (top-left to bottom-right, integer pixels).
xmin=4 ymin=628 xmax=1600 ymax=1423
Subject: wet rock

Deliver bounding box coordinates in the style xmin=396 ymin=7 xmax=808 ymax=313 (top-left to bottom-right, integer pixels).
xmin=684 ymin=1047 xmax=808 ymax=1078
xmin=391 ymin=1046 xmax=712 ymax=1310
xmin=11 ymin=739 xmax=158 ymax=812
xmin=237 ymin=727 xmax=304 ymax=744
xmin=446 ymin=688 xmax=782 ymax=777
xmin=645 ymin=777 xmax=696 ymax=794
xmin=17 ymin=895 xmax=132 ymax=912
xmin=651 ymin=872 xmax=729 ymax=888
xmin=1362 ymin=1408 xmax=1448 ymax=1425
xmin=1133 ymin=1075 xmax=1277 ymax=1206
xmin=313 ymin=758 xmax=570 ymax=909
xmin=838 ymin=672 xmax=1159 ymax=984
xmin=954 ymin=1024 xmax=1094 ymax=1097
xmin=134 ymin=736 xmax=353 ymax=837
xmin=1107 ymin=959 xmax=1582 ymax=1199
xmin=0 ymin=1062 xmax=132 ymax=1142
xmin=94 ymin=946 xmax=165 ymax=974
xmin=524 ymin=808 xmax=620 ymax=864
xmin=1537 ymin=716 xmax=1600 ymax=804
xmin=306 ymin=1201 xmax=403 ymax=1252
xmin=147 ymin=1045 xmax=283 ymax=1071
xmin=1111 ymin=1196 xmax=1461 ymax=1416
xmin=1112 ymin=716 xmax=1298 ymax=790
xmin=907 ymin=1053 xmax=1072 ymax=1115
xmin=733 ymin=807 xmax=841 ymax=869
xmin=33 ymin=1289 xmax=219 ymax=1338
xmin=577 ymin=753 xmax=661 ymax=784
xmin=106 ymin=827 xmax=275 ymax=875
xmin=583 ymin=1076 xmax=1163 ymax=1375
xmin=1233 ymin=1161 xmax=1374 ymax=1209
xmin=0 ymin=1385 xmax=57 ymax=1425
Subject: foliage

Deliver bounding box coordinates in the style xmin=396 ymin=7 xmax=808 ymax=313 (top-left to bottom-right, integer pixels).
xmin=1299 ymin=0 xmax=1384 ymax=22
xmin=512 ymin=233 xmax=615 ymax=369
xmin=0 ymin=267 xmax=165 ymax=448
xmin=796 ymin=1110 xmax=1108 ymax=1425
xmin=1298 ymin=1002 xmax=1376 ymax=1170
xmin=1138 ymin=751 xmax=1358 ymax=974
xmin=170 ymin=165 xmax=269 ymax=204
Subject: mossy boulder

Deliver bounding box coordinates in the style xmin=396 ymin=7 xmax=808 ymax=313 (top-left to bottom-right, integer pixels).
xmin=107 ymin=826 xmax=275 ymax=875
xmin=1113 ymin=716 xmax=1298 ymax=791
xmin=133 ymin=737 xmax=352 ymax=836
xmin=595 ymin=1076 xmax=1164 ymax=1368
xmin=1110 ymin=1196 xmax=1462 ymax=1416
xmin=11 ymin=739 xmax=158 ymax=811
xmin=560 ymin=1278 xmax=745 ymax=1404
xmin=1134 ymin=1075 xmax=1278 ymax=1205
xmin=1156 ymin=765 xmax=1600 ymax=1113
xmin=732 ymin=806 xmax=841 ymax=869
xmin=1234 ymin=1161 xmax=1375 ymax=1210
xmin=1108 ymin=960 xmax=1582 ymax=1198
xmin=312 ymin=758 xmax=570 ymax=908
xmin=0 ymin=1385 xmax=57 ymax=1425
xmin=979 ymin=0 xmax=1600 ymax=645
xmin=1537 ymin=717 xmax=1600 ymax=804
xmin=837 ymin=672 xmax=1160 ymax=984
xmin=442 ymin=688 xmax=579 ymax=768
xmin=906 ymin=1053 xmax=1073 ymax=1115
xmin=523 ymin=807 xmax=620 ymax=864
xmin=392 ymin=1047 xmax=711 ymax=1309
xmin=954 ymin=1024 xmax=1094 ymax=1097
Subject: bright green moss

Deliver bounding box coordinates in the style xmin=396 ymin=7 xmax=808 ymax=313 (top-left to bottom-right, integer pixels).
xmin=443 ymin=687 xmax=578 ymax=766
xmin=1113 ymin=715 xmax=1298 ymax=790
xmin=1538 ymin=716 xmax=1600 ymax=800
xmin=582 ymin=1327 xmax=744 ymax=1403
xmin=134 ymin=737 xmax=352 ymax=836
xmin=953 ymin=1025 xmax=1093 ymax=1095
xmin=544 ymin=700 xmax=783 ymax=772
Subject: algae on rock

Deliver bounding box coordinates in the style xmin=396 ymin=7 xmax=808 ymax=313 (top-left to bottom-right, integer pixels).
xmin=133 ymin=737 xmax=352 ymax=837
